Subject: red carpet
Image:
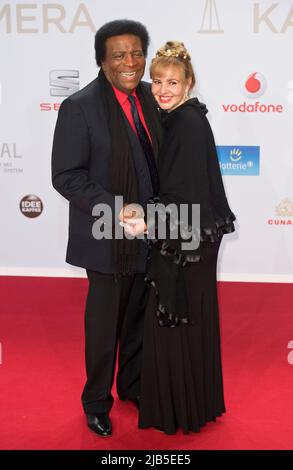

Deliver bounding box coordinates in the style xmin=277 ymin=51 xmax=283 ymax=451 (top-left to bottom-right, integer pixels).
xmin=0 ymin=276 xmax=292 ymax=450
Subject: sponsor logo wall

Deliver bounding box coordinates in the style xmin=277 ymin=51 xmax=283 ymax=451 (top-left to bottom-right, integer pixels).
xmin=0 ymin=0 xmax=292 ymax=281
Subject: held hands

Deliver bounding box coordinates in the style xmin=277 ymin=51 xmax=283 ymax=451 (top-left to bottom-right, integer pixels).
xmin=122 ymin=217 xmax=147 ymax=237
xmin=118 ymin=203 xmax=147 ymax=237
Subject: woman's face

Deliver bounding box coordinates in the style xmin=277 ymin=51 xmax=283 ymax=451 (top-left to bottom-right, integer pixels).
xmin=151 ymin=64 xmax=191 ymax=112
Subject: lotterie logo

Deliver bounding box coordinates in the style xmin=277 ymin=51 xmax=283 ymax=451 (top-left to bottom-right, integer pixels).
xmin=217 ymin=146 xmax=260 ymax=175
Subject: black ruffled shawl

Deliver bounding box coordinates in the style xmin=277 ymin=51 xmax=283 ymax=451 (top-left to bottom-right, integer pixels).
xmin=145 ymin=98 xmax=236 ymax=327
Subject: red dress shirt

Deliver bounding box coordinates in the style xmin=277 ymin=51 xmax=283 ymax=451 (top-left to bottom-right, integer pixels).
xmin=112 ymin=85 xmax=152 ymax=142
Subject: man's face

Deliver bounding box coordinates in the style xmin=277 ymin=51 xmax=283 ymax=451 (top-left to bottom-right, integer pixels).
xmin=101 ymin=34 xmax=146 ymax=94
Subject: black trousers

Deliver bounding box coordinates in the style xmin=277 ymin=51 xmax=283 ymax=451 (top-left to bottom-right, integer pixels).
xmin=81 ymin=270 xmax=147 ymax=414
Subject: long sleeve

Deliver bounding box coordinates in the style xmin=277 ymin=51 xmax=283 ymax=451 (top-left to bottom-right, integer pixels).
xmin=51 ymin=98 xmax=115 ymax=216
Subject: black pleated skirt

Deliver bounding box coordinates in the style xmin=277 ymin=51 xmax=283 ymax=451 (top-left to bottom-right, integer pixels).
xmin=138 ymin=241 xmax=226 ymax=434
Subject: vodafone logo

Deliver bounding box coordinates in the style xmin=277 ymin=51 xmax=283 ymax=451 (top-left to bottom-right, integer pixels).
xmin=222 ymin=72 xmax=283 ymax=114
xmin=242 ymin=72 xmax=267 ymax=99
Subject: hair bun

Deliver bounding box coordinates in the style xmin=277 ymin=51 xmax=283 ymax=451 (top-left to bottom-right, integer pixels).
xmin=156 ymin=41 xmax=191 ymax=61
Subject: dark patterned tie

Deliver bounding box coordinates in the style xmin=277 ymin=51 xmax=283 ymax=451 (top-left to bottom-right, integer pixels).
xmin=128 ymin=95 xmax=159 ymax=196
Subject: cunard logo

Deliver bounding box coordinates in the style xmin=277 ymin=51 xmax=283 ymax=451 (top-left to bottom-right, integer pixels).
xmin=267 ymin=198 xmax=293 ymax=226
xmin=198 ymin=0 xmax=224 ymax=34
xmin=275 ymin=198 xmax=293 ymax=217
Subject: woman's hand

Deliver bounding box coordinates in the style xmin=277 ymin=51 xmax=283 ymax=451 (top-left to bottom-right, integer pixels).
xmin=123 ymin=218 xmax=147 ymax=237
xmin=118 ymin=203 xmax=144 ymax=223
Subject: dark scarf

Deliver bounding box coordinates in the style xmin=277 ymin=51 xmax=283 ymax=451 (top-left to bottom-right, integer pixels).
xmin=97 ymin=69 xmax=162 ymax=276
xmin=145 ymin=98 xmax=236 ymax=326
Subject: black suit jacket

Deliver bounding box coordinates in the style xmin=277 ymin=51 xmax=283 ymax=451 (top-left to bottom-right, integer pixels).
xmin=51 ymin=77 xmax=160 ymax=272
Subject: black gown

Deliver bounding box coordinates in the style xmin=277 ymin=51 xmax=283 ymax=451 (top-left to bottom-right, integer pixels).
xmin=138 ymin=98 xmax=235 ymax=434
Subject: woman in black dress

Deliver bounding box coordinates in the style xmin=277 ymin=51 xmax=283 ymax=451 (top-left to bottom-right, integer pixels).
xmin=138 ymin=42 xmax=236 ymax=435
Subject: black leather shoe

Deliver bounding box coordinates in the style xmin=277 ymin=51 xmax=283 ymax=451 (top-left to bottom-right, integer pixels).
xmin=86 ymin=412 xmax=112 ymax=437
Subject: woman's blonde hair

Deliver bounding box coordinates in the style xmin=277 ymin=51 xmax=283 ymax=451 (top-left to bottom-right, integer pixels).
xmin=150 ymin=41 xmax=196 ymax=90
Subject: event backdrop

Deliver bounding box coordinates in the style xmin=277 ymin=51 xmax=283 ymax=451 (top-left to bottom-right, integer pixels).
xmin=0 ymin=0 xmax=292 ymax=281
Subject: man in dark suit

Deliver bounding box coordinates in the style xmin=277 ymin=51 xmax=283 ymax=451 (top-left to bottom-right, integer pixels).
xmin=51 ymin=19 xmax=162 ymax=437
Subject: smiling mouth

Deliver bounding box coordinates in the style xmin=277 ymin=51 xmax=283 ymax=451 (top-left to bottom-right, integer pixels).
xmin=159 ymin=96 xmax=172 ymax=103
xmin=120 ymin=72 xmax=137 ymax=78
